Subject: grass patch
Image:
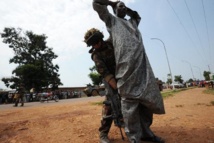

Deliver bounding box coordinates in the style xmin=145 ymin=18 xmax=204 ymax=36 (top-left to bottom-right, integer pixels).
xmin=161 ymin=88 xmax=188 ymax=98
xmin=91 ymin=101 xmax=103 ymax=106
xmin=202 ymin=89 xmax=214 ymax=106
xmin=91 ymin=88 xmax=191 ymax=105
xmin=203 ymin=88 xmax=214 ymax=95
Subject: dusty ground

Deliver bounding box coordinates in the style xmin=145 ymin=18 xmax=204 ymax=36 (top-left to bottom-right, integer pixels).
xmin=0 ymin=88 xmax=214 ymax=143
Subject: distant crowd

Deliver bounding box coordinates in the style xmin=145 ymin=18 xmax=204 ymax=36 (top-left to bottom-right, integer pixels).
xmin=0 ymin=89 xmax=83 ymax=105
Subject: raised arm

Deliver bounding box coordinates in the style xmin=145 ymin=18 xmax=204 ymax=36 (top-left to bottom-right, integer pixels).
xmin=92 ymin=0 xmax=112 ymax=27
xmin=126 ymin=7 xmax=141 ymax=26
xmin=92 ymin=0 xmax=116 ymax=27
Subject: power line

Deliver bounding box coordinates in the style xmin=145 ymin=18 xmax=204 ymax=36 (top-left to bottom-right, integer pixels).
xmin=184 ymin=0 xmax=208 ymax=63
xmin=201 ymin=0 xmax=212 ymax=64
xmin=166 ymin=0 xmax=208 ymax=66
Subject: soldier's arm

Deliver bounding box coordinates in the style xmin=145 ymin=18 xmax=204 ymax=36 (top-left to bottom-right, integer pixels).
xmin=92 ymin=54 xmax=117 ymax=89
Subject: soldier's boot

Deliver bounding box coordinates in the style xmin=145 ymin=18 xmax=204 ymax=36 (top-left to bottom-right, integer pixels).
xmin=14 ymin=100 xmax=18 ymax=107
xmin=100 ymin=133 xmax=110 ymax=143
xmin=20 ymin=99 xmax=24 ymax=106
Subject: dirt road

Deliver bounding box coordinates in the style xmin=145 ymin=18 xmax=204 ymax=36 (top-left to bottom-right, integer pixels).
xmin=0 ymin=88 xmax=213 ymax=143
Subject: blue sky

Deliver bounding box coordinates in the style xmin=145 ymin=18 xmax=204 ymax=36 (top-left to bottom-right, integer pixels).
xmin=0 ymin=0 xmax=213 ymax=90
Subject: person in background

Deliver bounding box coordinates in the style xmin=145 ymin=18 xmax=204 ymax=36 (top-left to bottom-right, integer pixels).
xmin=14 ymin=84 xmax=25 ymax=107
xmin=0 ymin=92 xmax=3 ymax=104
xmin=210 ymin=80 xmax=214 ymax=88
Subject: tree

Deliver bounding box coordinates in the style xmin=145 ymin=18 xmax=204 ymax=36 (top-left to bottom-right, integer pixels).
xmin=188 ymin=78 xmax=194 ymax=83
xmin=174 ymin=75 xmax=184 ymax=83
xmin=203 ymin=71 xmax=211 ymax=81
xmin=1 ymin=27 xmax=62 ymax=91
xmin=88 ymin=65 xmax=102 ymax=85
xmin=166 ymin=73 xmax=172 ymax=84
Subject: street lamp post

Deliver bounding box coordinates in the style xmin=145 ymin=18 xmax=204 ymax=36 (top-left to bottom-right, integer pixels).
xmin=182 ymin=60 xmax=195 ymax=80
xmin=193 ymin=66 xmax=202 ymax=80
xmin=151 ymin=38 xmax=173 ymax=85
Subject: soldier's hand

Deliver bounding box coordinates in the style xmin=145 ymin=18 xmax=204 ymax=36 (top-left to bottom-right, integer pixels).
xmin=108 ymin=77 xmax=117 ymax=90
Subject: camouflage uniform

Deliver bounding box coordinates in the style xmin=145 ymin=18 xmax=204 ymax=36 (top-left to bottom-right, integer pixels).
xmin=90 ymin=39 xmax=116 ymax=142
xmin=14 ymin=87 xmax=25 ymax=107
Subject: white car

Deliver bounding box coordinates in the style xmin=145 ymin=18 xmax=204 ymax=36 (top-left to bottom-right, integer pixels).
xmin=170 ymin=83 xmax=184 ymax=89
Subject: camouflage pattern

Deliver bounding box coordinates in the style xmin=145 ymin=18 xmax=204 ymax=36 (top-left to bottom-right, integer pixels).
xmin=14 ymin=87 xmax=25 ymax=107
xmin=91 ymin=40 xmax=116 ymax=78
xmin=91 ymin=40 xmax=116 ymax=139
xmin=98 ymin=97 xmax=113 ymax=137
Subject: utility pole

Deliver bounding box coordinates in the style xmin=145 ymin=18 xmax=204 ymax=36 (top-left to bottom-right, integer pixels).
xmin=151 ymin=38 xmax=174 ymax=89
xmin=193 ymin=66 xmax=202 ymax=80
xmin=182 ymin=60 xmax=195 ymax=80
xmin=208 ymin=65 xmax=211 ymax=72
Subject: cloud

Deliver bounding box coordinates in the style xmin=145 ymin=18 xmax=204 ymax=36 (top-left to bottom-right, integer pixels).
xmin=0 ymin=0 xmax=135 ymax=89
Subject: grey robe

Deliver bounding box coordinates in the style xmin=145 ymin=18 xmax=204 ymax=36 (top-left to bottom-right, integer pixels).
xmin=93 ymin=2 xmax=165 ymax=114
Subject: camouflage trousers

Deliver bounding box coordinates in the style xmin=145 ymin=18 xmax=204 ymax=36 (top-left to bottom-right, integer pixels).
xmin=99 ymin=99 xmax=113 ymax=137
xmin=14 ymin=94 xmax=24 ymax=106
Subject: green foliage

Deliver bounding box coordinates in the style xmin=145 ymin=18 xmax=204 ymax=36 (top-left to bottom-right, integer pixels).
xmin=0 ymin=27 xmax=62 ymax=91
xmin=88 ymin=71 xmax=102 ymax=85
xmin=167 ymin=73 xmax=172 ymax=84
xmin=174 ymin=75 xmax=184 ymax=83
xmin=201 ymin=89 xmax=214 ymax=106
xmin=88 ymin=65 xmax=102 ymax=85
xmin=89 ymin=65 xmax=97 ymax=72
xmin=161 ymin=88 xmax=187 ymax=98
xmin=203 ymin=88 xmax=214 ymax=95
xmin=91 ymin=101 xmax=103 ymax=106
xmin=188 ymin=78 xmax=194 ymax=82
xmin=203 ymin=71 xmax=211 ymax=81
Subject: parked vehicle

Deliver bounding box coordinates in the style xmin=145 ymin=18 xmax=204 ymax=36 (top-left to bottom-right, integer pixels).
xmin=60 ymin=91 xmax=81 ymax=99
xmin=61 ymin=91 xmax=69 ymax=99
xmin=83 ymin=85 xmax=105 ymax=97
xmin=169 ymin=83 xmax=184 ymax=89
xmin=38 ymin=92 xmax=59 ymax=102
xmin=72 ymin=91 xmax=82 ymax=98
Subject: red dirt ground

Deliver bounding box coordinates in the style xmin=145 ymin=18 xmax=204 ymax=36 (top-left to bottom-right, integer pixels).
xmin=0 ymin=88 xmax=214 ymax=143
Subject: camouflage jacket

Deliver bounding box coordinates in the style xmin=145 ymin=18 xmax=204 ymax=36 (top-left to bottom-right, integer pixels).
xmin=91 ymin=40 xmax=116 ymax=82
xmin=17 ymin=87 xmax=25 ymax=96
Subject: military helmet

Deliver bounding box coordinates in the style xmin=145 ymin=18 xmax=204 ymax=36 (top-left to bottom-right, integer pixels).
xmin=84 ymin=28 xmax=104 ymax=47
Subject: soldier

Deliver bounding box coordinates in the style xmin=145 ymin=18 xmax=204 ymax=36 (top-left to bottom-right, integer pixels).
xmin=84 ymin=28 xmax=122 ymax=143
xmin=14 ymin=84 xmax=25 ymax=107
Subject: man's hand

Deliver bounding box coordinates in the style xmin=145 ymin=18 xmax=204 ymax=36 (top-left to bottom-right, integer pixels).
xmin=93 ymin=0 xmax=109 ymax=5
xmin=108 ymin=0 xmax=120 ymax=7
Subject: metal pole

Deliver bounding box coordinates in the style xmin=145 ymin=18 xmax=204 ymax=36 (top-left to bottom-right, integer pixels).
xmin=151 ymin=38 xmax=173 ymax=84
xmin=208 ymin=65 xmax=211 ymax=72
xmin=182 ymin=60 xmax=195 ymax=80
xmin=193 ymin=66 xmax=202 ymax=80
